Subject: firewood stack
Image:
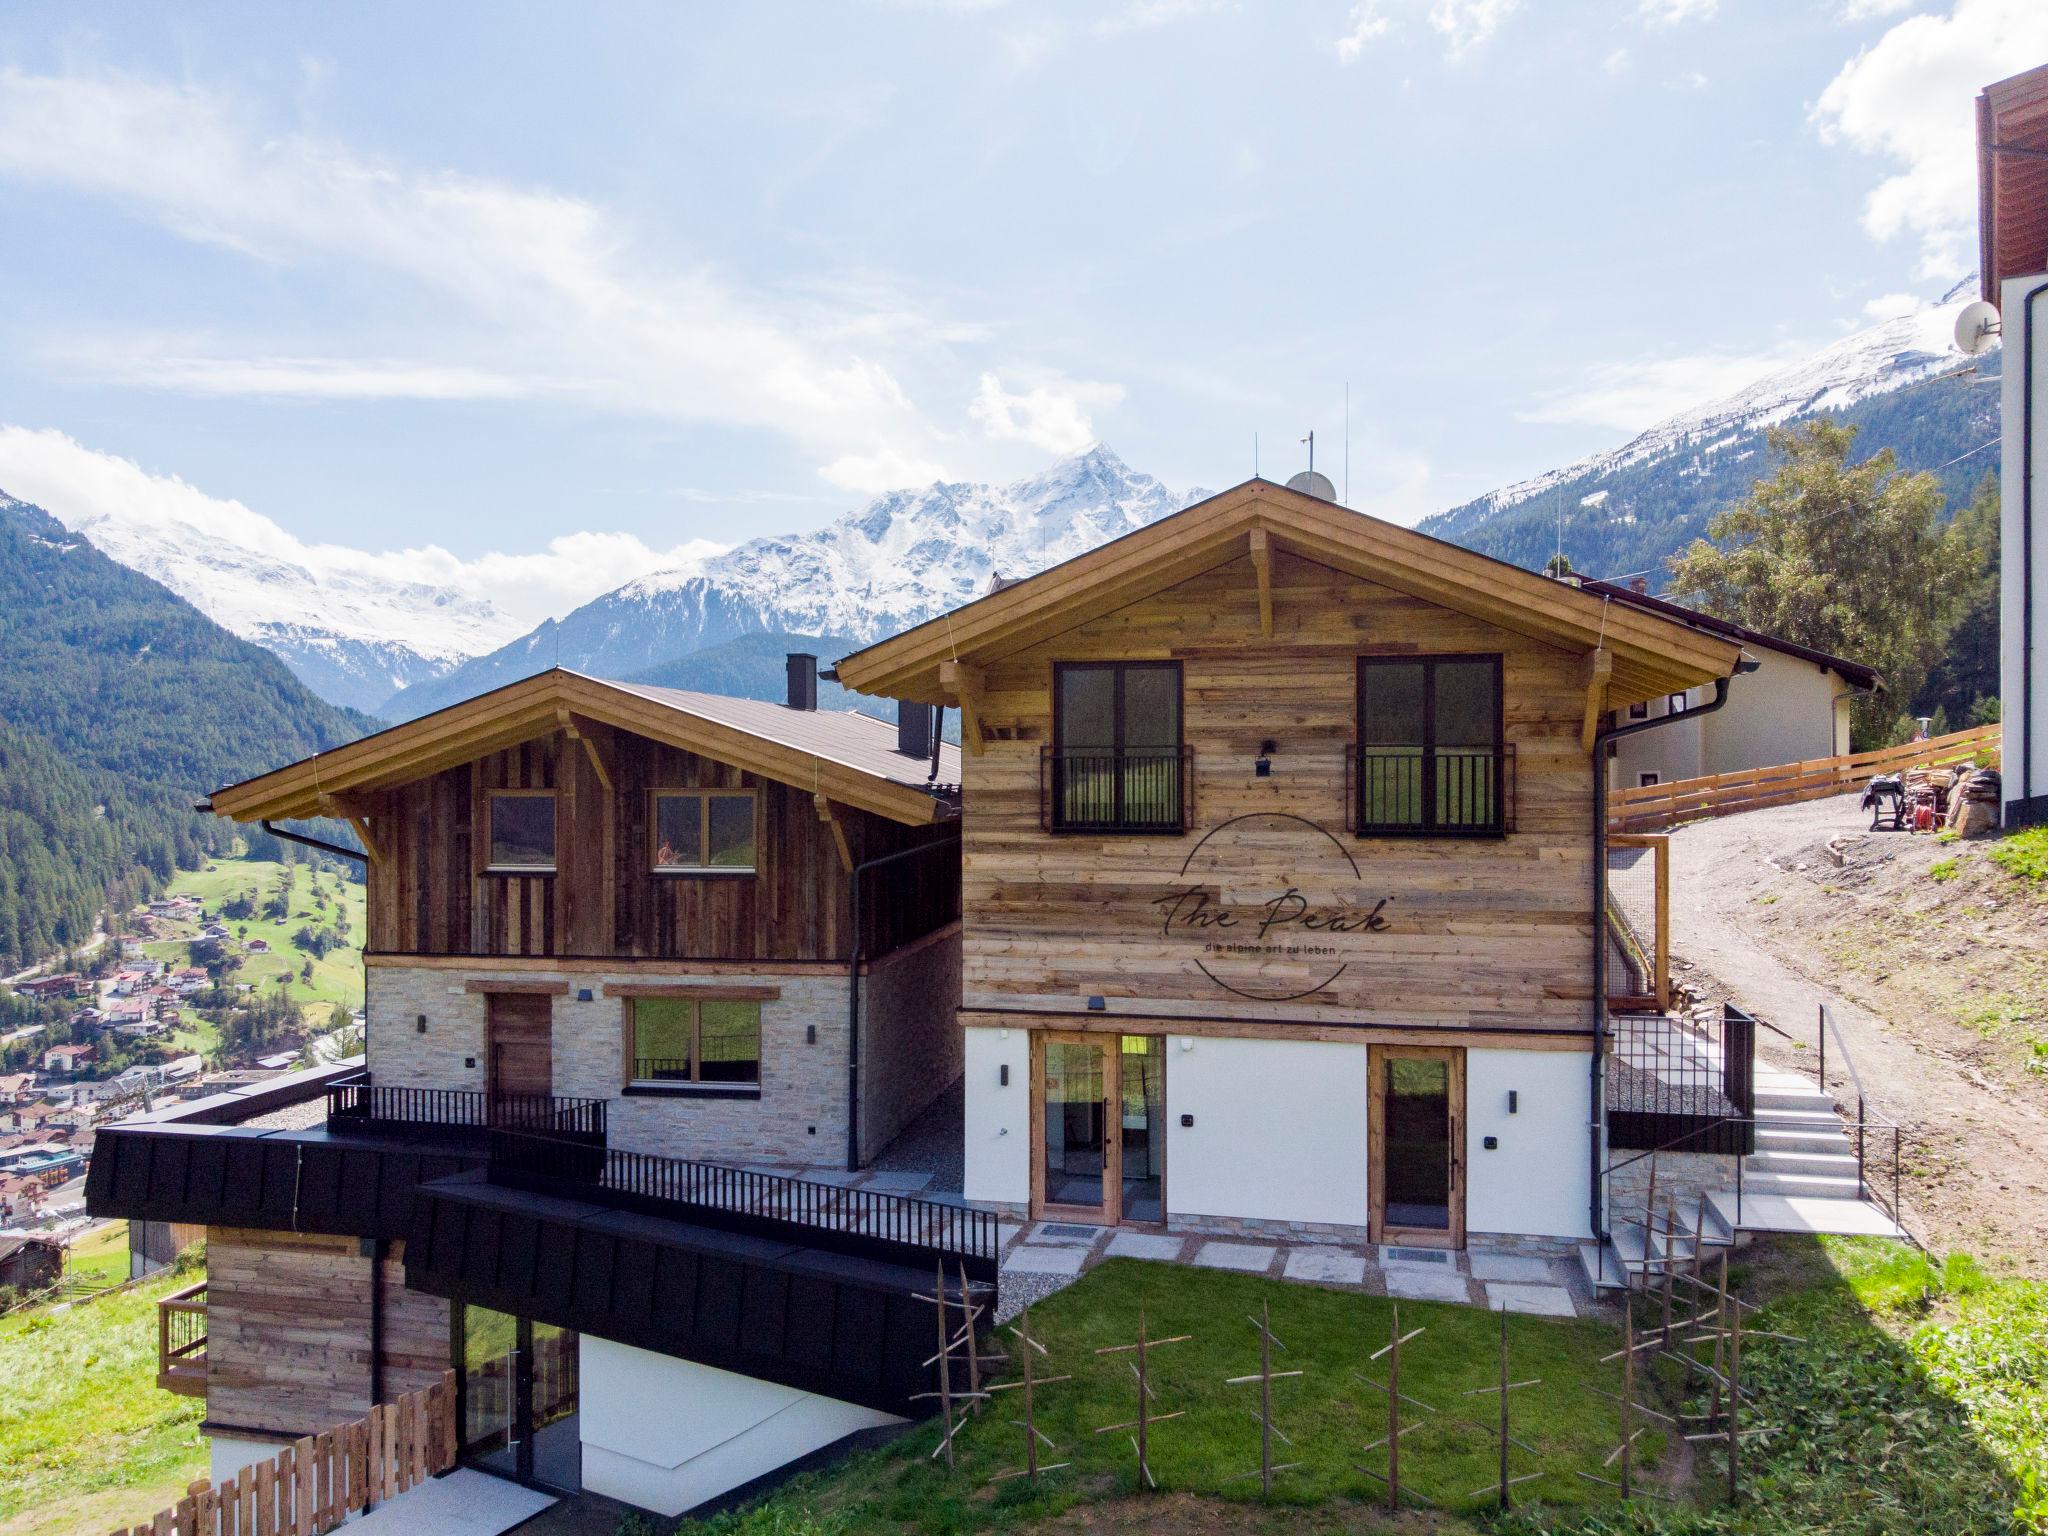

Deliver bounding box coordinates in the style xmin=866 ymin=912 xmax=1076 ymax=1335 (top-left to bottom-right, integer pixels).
xmin=1944 ymin=766 xmax=2001 ymax=838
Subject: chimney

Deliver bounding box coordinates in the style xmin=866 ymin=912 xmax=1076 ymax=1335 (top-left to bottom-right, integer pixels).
xmin=1628 ymin=576 xmax=1649 ymax=595
xmin=785 ymin=652 xmax=818 ymax=711
xmin=896 ymin=699 xmax=933 ymax=758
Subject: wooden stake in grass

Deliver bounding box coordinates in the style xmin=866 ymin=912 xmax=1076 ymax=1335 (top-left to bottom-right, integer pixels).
xmin=910 ymin=1262 xmax=990 ymax=1469
xmin=1455 ymin=1307 xmax=1544 ymax=1509
xmin=986 ymin=1305 xmax=1071 ymax=1485
xmin=1354 ymin=1299 xmax=1439 ymax=1511
xmin=1092 ymin=1307 xmax=1191 ymax=1490
xmin=1224 ymin=1301 xmax=1304 ymax=1498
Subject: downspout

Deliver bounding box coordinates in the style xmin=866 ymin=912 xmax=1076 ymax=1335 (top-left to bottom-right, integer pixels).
xmin=845 ymin=831 xmax=963 ymax=1171
xmin=2020 ymin=281 xmax=2048 ymax=824
xmin=1589 ymin=664 xmax=1753 ymax=1239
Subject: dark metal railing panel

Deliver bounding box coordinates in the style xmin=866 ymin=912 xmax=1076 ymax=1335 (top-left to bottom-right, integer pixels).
xmin=326 ymin=1073 xmax=607 ymax=1142
xmin=1605 ymin=1004 xmax=1753 ymax=1155
xmin=486 ymin=1127 xmax=999 ymax=1282
xmin=1349 ymin=743 xmax=1514 ymax=836
xmin=1040 ymin=747 xmax=1191 ymax=834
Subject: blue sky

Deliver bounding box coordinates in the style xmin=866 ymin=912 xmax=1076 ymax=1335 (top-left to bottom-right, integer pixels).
xmin=0 ymin=0 xmax=2038 ymax=624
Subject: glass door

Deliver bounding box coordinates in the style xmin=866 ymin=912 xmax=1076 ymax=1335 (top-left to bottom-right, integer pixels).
xmin=459 ymin=1307 xmax=580 ymax=1491
xmin=1119 ymin=1036 xmax=1166 ymax=1224
xmin=1370 ymin=1047 xmax=1465 ymax=1248
xmin=460 ymin=1305 xmax=519 ymax=1478
xmin=1038 ymin=1035 xmax=1114 ymax=1220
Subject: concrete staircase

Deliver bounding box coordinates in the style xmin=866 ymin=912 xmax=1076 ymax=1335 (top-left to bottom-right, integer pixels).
xmin=1581 ymin=1064 xmax=1904 ymax=1294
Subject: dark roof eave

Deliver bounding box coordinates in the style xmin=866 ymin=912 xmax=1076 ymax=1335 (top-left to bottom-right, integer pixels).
xmin=1579 ymin=580 xmax=1882 ymax=692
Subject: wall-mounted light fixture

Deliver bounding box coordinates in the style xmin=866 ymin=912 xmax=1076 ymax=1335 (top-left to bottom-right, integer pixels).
xmin=415 ymin=1013 xmax=427 ymax=1034
xmin=999 ymin=1063 xmax=1010 ymax=1087
xmin=1087 ymin=996 xmax=1106 ymax=1011
xmin=1508 ymin=1090 xmax=1519 ymax=1115
xmin=1254 ymin=739 xmax=1276 ymax=777
xmin=806 ymin=1023 xmax=817 ymax=1044
xmin=577 ymin=988 xmax=594 ymax=1002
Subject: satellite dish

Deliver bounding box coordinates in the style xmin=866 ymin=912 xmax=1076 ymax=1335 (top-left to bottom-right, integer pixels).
xmin=1285 ymin=470 xmax=1337 ymax=501
xmin=1954 ymin=298 xmax=2001 ymax=357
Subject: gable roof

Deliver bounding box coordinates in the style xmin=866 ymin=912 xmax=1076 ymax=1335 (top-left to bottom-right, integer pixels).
xmin=205 ymin=668 xmax=960 ymax=827
xmin=833 ymin=479 xmax=1742 ymax=705
xmin=1578 ymin=579 xmax=1882 ymax=693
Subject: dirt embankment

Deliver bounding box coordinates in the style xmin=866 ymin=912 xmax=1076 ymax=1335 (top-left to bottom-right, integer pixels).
xmin=1664 ymin=795 xmax=2048 ymax=1274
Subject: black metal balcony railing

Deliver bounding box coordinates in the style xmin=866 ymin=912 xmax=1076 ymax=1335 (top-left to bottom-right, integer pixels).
xmin=488 ymin=1126 xmax=1000 ymax=1282
xmin=1348 ymin=743 xmax=1514 ymax=837
xmin=1041 ymin=747 xmax=1192 ymax=834
xmin=325 ymin=1070 xmax=608 ymax=1142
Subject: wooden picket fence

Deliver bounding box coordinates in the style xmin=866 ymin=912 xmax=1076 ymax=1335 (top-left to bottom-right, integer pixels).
xmin=1609 ymin=723 xmax=2001 ymax=832
xmin=109 ymin=1370 xmax=457 ymax=1536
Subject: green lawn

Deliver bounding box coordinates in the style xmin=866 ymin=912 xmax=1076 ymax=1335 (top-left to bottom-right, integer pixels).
xmin=62 ymin=1221 xmax=129 ymax=1291
xmin=141 ymin=857 xmax=365 ymax=1015
xmin=0 ymin=1261 xmax=208 ymax=1536
xmin=678 ymin=1241 xmax=2048 ymax=1536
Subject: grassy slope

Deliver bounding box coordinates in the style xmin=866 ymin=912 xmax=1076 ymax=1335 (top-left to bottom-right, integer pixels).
xmin=0 ymin=1265 xmax=207 ymax=1536
xmin=62 ymin=1221 xmax=129 ymax=1291
xmin=141 ymin=858 xmax=365 ymax=1016
xmin=682 ymin=1241 xmax=2047 ymax=1536
xmin=676 ymin=1259 xmax=1660 ymax=1535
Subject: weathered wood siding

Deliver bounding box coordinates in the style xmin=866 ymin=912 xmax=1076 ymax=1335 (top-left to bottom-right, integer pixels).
xmin=366 ymin=721 xmax=957 ymax=962
xmin=963 ymin=549 xmax=1596 ymax=1032
xmin=204 ymin=1228 xmax=449 ymax=1437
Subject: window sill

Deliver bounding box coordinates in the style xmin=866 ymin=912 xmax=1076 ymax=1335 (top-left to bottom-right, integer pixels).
xmin=622 ymin=1083 xmax=762 ymax=1101
xmin=1352 ymin=827 xmax=1508 ymax=841
xmin=1047 ymin=825 xmax=1187 ymax=837
xmin=481 ymin=866 xmax=557 ymax=877
xmin=651 ymin=868 xmax=757 ymax=878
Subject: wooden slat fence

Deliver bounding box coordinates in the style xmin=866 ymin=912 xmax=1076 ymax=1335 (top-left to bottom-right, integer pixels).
xmin=108 ymin=1369 xmax=456 ymax=1536
xmin=1609 ymin=723 xmax=2000 ymax=832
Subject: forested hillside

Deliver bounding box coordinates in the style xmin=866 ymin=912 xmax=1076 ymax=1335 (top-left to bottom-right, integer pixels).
xmin=0 ymin=492 xmax=370 ymax=971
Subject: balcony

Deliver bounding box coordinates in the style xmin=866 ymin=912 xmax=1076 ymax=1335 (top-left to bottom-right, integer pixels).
xmin=1348 ymin=743 xmax=1515 ymax=837
xmin=1041 ymin=746 xmax=1192 ymax=834
xmin=156 ymin=1281 xmax=207 ymax=1396
xmin=324 ymin=1070 xmax=608 ymax=1144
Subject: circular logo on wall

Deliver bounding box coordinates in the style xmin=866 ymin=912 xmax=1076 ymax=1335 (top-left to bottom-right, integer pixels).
xmin=1150 ymin=812 xmax=1391 ymax=1003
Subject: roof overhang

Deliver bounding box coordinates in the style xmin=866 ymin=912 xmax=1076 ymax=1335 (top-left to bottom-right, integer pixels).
xmin=1579 ymin=579 xmax=1882 ymax=694
xmin=834 ymin=480 xmax=1742 ymax=707
xmin=1979 ymin=62 xmax=2048 ymax=297
xmin=207 ymin=669 xmax=952 ymax=828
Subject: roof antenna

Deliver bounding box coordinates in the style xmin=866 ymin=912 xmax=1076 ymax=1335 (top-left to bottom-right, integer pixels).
xmin=1301 ymin=429 xmax=1314 ymax=476
xmin=1254 ymin=432 xmax=1259 ymax=480
xmin=1343 ymin=383 xmax=1350 ymax=507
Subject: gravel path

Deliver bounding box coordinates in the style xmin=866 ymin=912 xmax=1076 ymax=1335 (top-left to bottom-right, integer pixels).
xmin=1665 ymin=793 xmax=2048 ymax=1271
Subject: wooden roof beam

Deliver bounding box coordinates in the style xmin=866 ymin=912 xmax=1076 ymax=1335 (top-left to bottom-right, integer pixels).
xmin=556 ymin=705 xmax=615 ymax=793
xmin=814 ymin=793 xmax=855 ymax=873
xmin=1579 ymin=648 xmax=1614 ymax=754
xmin=939 ymin=660 xmax=989 ymax=758
xmin=1248 ymin=527 xmax=1274 ymax=639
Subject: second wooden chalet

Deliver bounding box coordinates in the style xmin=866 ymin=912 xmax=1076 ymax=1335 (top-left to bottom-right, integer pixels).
xmin=834 ymin=477 xmax=1745 ymax=1253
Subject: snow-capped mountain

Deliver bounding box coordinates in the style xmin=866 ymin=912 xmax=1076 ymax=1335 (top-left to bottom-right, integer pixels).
xmin=10 ymin=473 xmax=527 ymax=714
xmin=1421 ymin=280 xmax=1999 ymax=576
xmin=383 ymin=445 xmax=1201 ymax=721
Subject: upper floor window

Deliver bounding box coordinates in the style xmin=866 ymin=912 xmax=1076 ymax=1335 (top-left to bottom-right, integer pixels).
xmin=1355 ymin=655 xmax=1506 ymax=836
xmin=487 ymin=790 xmax=557 ymax=872
xmin=1048 ymin=661 xmax=1186 ymax=833
xmin=1666 ymin=691 xmax=1689 ymax=715
xmin=652 ymin=790 xmax=757 ymax=873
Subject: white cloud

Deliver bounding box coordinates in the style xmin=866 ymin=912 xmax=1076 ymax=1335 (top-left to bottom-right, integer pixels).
xmin=1336 ymin=1 xmax=1394 ymax=61
xmin=1862 ymin=290 xmax=1923 ymax=320
xmin=0 ymin=423 xmax=727 ymax=629
xmin=1638 ymin=0 xmax=1717 ymax=25
xmin=1668 ymin=69 xmax=1711 ymax=90
xmin=61 ymin=346 xmax=545 ymax=401
xmin=819 ymin=447 xmax=949 ymax=493
xmin=1428 ymin=0 xmax=1521 ymax=56
xmin=969 ymin=372 xmax=1124 ymax=456
xmin=1604 ymin=47 xmax=1633 ymax=73
xmin=0 ymin=66 xmax=955 ymax=489
xmin=1519 ymin=347 xmax=1810 ymax=434
xmin=1813 ymin=0 xmax=2048 ymax=278
xmin=1841 ymin=0 xmax=1916 ymax=20
xmin=1096 ymin=0 xmax=1229 ymax=36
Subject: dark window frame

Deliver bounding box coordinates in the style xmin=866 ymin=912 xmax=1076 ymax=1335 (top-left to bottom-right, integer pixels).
xmin=1628 ymin=699 xmax=1649 ymax=720
xmin=1354 ymin=653 xmax=1507 ymax=838
xmin=1048 ymin=660 xmax=1187 ymax=834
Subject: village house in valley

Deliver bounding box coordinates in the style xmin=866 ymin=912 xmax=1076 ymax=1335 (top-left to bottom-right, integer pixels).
xmin=834 ymin=477 xmax=1743 ymax=1252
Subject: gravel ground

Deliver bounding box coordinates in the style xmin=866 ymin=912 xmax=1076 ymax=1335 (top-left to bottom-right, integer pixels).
xmin=870 ymin=1077 xmax=965 ymax=1195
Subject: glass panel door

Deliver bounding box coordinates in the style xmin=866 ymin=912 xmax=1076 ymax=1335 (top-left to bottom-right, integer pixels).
xmin=1118 ymin=1036 xmax=1165 ymax=1223
xmin=528 ymin=1321 xmax=581 ymax=1492
xmin=1373 ymin=1047 xmax=1464 ymax=1247
xmin=1040 ymin=1038 xmax=1110 ymax=1216
xmin=461 ymin=1305 xmax=519 ymax=1477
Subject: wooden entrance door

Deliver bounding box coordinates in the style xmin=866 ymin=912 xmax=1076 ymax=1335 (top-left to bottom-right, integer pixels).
xmin=485 ymin=992 xmax=554 ymax=1104
xmin=1033 ymin=1032 xmax=1118 ymax=1223
xmin=1369 ymin=1045 xmax=1465 ymax=1248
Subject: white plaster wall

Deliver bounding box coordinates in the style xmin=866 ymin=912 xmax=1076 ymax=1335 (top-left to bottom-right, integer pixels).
xmin=1699 ymin=650 xmax=1849 ymax=778
xmin=1464 ymin=1048 xmax=1592 ymax=1240
xmin=1165 ymin=1036 xmax=1368 ymax=1227
xmin=1607 ymin=689 xmax=1704 ymax=788
xmin=962 ymin=1026 xmax=1029 ymax=1205
xmin=207 ymin=1434 xmax=283 ymax=1486
xmin=2003 ymin=272 xmax=2048 ymax=819
xmin=578 ymin=1336 xmax=901 ymax=1517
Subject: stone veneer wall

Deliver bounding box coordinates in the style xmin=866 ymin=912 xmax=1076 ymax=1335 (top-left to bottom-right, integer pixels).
xmin=1606 ymin=1149 xmax=1732 ymax=1229
xmin=366 ymin=964 xmax=852 ymax=1168
xmin=855 ymin=926 xmax=963 ymax=1165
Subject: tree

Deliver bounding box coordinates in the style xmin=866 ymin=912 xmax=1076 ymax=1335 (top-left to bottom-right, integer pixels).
xmin=1917 ymin=472 xmax=2000 ymax=726
xmin=1665 ymin=420 xmax=1976 ymax=747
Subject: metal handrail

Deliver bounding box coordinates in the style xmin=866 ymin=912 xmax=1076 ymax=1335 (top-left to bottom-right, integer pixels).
xmin=486 ymin=1125 xmax=1000 ymax=1281
xmin=326 ymin=1071 xmax=609 ymax=1141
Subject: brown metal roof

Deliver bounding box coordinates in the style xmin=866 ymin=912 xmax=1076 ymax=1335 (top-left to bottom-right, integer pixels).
xmin=1979 ymin=62 xmax=2048 ymax=297
xmin=1579 ymin=580 xmax=1882 ymax=692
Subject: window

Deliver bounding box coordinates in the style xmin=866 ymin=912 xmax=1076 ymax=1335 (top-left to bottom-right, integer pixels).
xmin=1356 ymin=655 xmax=1505 ymax=835
xmin=487 ymin=791 xmax=556 ymax=872
xmin=1667 ymin=692 xmax=1688 ymax=715
xmin=1627 ymin=700 xmax=1649 ymax=720
xmin=651 ymin=790 xmax=756 ymax=872
xmin=624 ymin=997 xmax=761 ymax=1089
xmin=1049 ymin=661 xmax=1185 ymax=832
xmin=1638 ymin=772 xmax=1661 ymax=789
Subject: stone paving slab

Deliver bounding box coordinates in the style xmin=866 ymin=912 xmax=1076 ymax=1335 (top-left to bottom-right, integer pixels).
xmin=996 ymin=1222 xmax=1027 ymax=1249
xmin=1485 ymin=1282 xmax=1576 ymax=1317
xmin=1104 ymin=1231 xmax=1186 ymax=1261
xmin=1468 ymin=1253 xmax=1559 ymax=1284
xmin=1383 ymin=1266 xmax=1475 ymax=1304
xmin=1283 ymin=1249 xmax=1368 ymax=1285
xmin=859 ymin=1170 xmax=934 ymax=1194
xmin=1004 ymin=1244 xmax=1089 ymax=1277
xmin=1192 ymin=1241 xmax=1278 ymax=1272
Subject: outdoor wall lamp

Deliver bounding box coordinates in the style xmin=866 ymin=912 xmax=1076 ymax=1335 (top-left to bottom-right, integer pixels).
xmin=1087 ymin=996 xmax=1106 ymax=1011
xmin=415 ymin=1013 xmax=427 ymax=1034
xmin=1254 ymin=739 xmax=1276 ymax=777
xmin=999 ymin=1064 xmax=1010 ymax=1087
xmin=577 ymin=987 xmax=594 ymax=1002
xmin=1508 ymin=1090 xmax=1519 ymax=1114
xmin=806 ymin=1023 xmax=817 ymax=1044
